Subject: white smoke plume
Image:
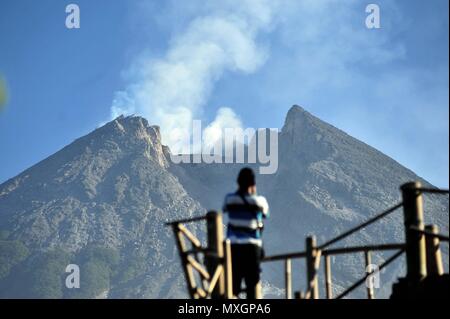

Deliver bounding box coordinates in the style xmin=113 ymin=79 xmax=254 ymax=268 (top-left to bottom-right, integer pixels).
xmin=110 ymin=0 xmax=279 ymax=153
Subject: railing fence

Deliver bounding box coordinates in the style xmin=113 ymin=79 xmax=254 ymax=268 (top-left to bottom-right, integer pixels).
xmin=166 ymin=181 xmax=449 ymax=299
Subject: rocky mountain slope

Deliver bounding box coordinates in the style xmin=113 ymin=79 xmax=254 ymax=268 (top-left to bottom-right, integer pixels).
xmin=0 ymin=105 xmax=447 ymax=298
xmin=0 ymin=116 xmax=203 ymax=298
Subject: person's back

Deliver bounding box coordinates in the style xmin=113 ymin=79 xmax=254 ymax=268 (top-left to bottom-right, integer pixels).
xmin=222 ymin=167 xmax=269 ymax=299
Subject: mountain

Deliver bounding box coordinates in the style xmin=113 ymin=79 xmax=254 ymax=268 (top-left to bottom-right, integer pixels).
xmin=175 ymin=106 xmax=449 ymax=297
xmin=0 ymin=106 xmax=447 ymax=298
xmin=0 ymin=116 xmax=203 ymax=298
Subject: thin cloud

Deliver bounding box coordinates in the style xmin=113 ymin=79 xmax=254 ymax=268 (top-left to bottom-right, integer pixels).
xmin=111 ymin=0 xmax=280 ymax=153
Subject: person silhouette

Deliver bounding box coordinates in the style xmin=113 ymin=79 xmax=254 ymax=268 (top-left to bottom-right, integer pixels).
xmin=222 ymin=167 xmax=269 ymax=299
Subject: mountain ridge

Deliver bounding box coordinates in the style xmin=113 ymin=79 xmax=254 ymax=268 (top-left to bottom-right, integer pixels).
xmin=0 ymin=105 xmax=447 ymax=298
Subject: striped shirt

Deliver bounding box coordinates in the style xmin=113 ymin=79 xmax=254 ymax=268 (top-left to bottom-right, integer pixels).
xmin=222 ymin=192 xmax=269 ymax=246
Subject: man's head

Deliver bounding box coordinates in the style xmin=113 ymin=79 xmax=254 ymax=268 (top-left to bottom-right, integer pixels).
xmin=237 ymin=167 xmax=256 ymax=193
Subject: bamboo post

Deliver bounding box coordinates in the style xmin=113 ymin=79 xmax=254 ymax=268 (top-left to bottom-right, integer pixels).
xmin=223 ymin=239 xmax=233 ymax=299
xmin=285 ymin=258 xmax=292 ymax=299
xmin=324 ymin=255 xmax=332 ymax=299
xmin=401 ymin=181 xmax=427 ymax=282
xmin=425 ymin=224 xmax=444 ymax=276
xmin=364 ymin=250 xmax=375 ymax=299
xmin=206 ymin=211 xmax=225 ymax=298
xmin=306 ymin=236 xmax=319 ymax=299
xmin=255 ymin=281 xmax=262 ymax=299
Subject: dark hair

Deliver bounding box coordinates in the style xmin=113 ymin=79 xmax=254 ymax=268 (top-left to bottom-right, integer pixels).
xmin=237 ymin=167 xmax=256 ymax=189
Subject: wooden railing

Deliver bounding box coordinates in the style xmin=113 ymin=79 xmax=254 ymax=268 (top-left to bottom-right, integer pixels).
xmin=262 ymin=181 xmax=449 ymax=299
xmin=165 ymin=212 xmax=234 ymax=299
xmin=166 ymin=181 xmax=449 ymax=299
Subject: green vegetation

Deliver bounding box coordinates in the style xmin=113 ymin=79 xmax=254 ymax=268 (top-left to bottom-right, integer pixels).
xmin=27 ymin=249 xmax=72 ymax=298
xmin=0 ymin=239 xmax=29 ymax=280
xmin=0 ymin=248 xmax=71 ymax=298
xmin=79 ymin=245 xmax=120 ymax=267
xmin=0 ymin=230 xmax=10 ymax=240
xmin=0 ymin=244 xmax=121 ymax=299
xmin=117 ymin=254 xmax=147 ymax=284
xmin=65 ymin=245 xmax=119 ymax=298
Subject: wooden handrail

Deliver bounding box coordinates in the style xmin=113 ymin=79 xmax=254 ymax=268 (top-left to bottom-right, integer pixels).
xmin=323 ymin=243 xmax=405 ymax=255
xmin=409 ymin=226 xmax=449 ymax=242
xmin=263 ymin=251 xmax=307 ymax=262
xmin=415 ymin=187 xmax=450 ymax=194
xmin=165 ymin=215 xmax=207 ymax=226
xmin=167 ymin=181 xmax=448 ymax=299
xmin=262 ymin=243 xmax=405 ymax=263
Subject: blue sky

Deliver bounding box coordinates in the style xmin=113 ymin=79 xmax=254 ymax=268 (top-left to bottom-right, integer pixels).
xmin=0 ymin=0 xmax=448 ymax=187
